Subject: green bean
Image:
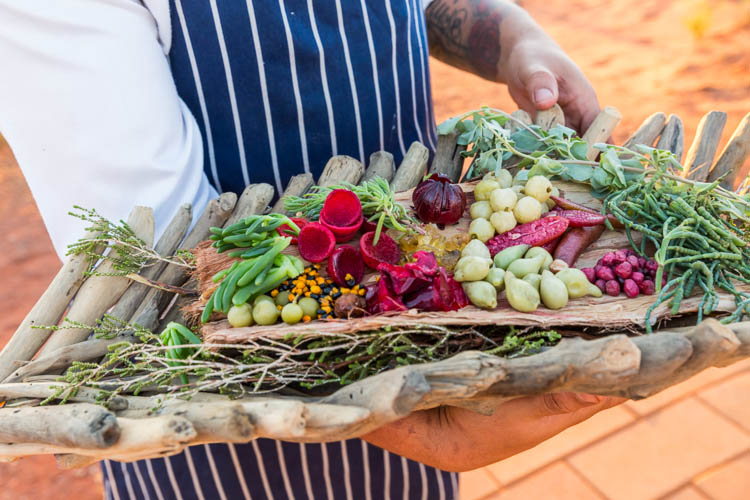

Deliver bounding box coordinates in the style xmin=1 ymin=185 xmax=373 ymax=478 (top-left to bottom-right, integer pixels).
xmin=170 ymin=323 xmax=202 ymax=345
xmin=221 ymin=259 xmax=258 ymax=312
xmin=236 ymin=238 xmax=289 ymax=287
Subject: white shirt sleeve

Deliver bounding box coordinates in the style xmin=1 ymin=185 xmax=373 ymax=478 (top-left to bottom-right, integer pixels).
xmin=0 ymin=0 xmax=217 ymax=260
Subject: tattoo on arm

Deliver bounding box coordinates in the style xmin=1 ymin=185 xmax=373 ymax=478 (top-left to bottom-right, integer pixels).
xmin=426 ymin=0 xmax=508 ymax=80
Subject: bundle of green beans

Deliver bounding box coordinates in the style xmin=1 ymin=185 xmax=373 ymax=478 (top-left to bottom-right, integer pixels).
xmin=203 ymin=215 xmax=305 ymax=322
xmin=603 ymin=170 xmax=750 ymax=331
xmin=283 ymin=177 xmax=418 ymax=244
xmin=159 ymin=322 xmax=202 ymax=384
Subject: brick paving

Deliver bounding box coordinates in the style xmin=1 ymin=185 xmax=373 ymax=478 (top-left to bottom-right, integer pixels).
xmin=460 ymin=360 xmax=750 ymax=500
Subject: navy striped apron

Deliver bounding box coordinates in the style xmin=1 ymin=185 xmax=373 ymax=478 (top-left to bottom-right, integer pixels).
xmin=103 ymin=1 xmax=456 ymax=498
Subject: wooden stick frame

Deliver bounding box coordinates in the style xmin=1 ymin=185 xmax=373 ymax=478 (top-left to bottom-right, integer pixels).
xmin=0 ymin=107 xmax=748 ymax=465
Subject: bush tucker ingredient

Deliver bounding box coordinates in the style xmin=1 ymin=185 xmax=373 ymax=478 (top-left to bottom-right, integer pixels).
xmin=254 ymin=295 xmax=274 ymax=307
xmin=525 ymin=247 xmax=553 ymax=270
xmin=596 ymin=266 xmax=615 ymax=281
xmin=487 ymin=216 xmax=569 ymax=256
xmin=540 ymin=270 xmax=569 ymax=310
xmin=469 ymin=218 xmax=495 ymax=242
xmin=462 ymin=281 xmax=498 ymax=309
xmin=504 ymin=271 xmax=540 ymax=312
xmin=513 ymin=196 xmax=543 ymax=224
xmin=523 ymin=273 xmax=542 ymax=291
xmin=327 ymin=246 xmax=364 ymax=287
xmin=556 ymin=268 xmax=603 ymax=298
xmin=412 ymin=173 xmax=467 ymax=225
xmin=319 ymin=189 xmax=364 ymax=242
xmin=614 ymin=261 xmax=633 ymax=279
xmin=298 ymin=222 xmax=336 ymax=263
xmin=586 ymin=249 xmax=659 ymax=299
xmin=227 ymin=303 xmax=254 ymax=327
xmin=507 ymin=254 xmax=545 ymax=278
xmin=490 ymin=211 xmax=517 ymax=234
xmin=493 ymin=244 xmax=530 ymax=270
xmin=549 ymin=259 xmax=569 ymax=273
xmin=334 ymin=294 xmax=367 ymax=318
xmin=490 ymin=188 xmax=517 ymax=212
xmin=470 ymin=201 xmax=493 ymax=220
xmin=553 ymin=225 xmax=606 ymax=266
xmin=623 ymin=279 xmax=640 ymax=298
xmin=581 ymin=267 xmax=596 ymax=283
xmin=549 ymin=210 xmax=606 ymax=227
xmin=360 ymin=231 xmax=400 ymax=270
xmin=485 ymin=267 xmax=505 ymax=290
xmin=525 ymin=176 xmax=553 ymax=203
xmin=495 ymin=169 xmax=513 ymax=188
xmin=461 ymin=239 xmax=491 ymax=260
xmin=474 ymin=177 xmax=501 ymax=201
xmin=281 ymin=303 xmax=304 ymax=324
xmin=638 ymin=279 xmax=656 ymax=295
xmin=298 ymin=297 xmax=320 ymax=318
xmin=454 ymin=256 xmax=492 ymax=282
xmin=605 ymin=280 xmax=621 ymax=297
xmin=253 ymin=300 xmax=280 ymax=325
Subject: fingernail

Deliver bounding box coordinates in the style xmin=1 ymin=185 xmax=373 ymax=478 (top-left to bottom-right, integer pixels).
xmin=574 ymin=393 xmax=601 ymax=405
xmin=534 ymin=88 xmax=554 ymax=104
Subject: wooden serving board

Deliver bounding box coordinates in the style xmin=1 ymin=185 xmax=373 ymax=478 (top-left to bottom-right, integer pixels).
xmin=202 ymin=180 xmax=747 ymax=344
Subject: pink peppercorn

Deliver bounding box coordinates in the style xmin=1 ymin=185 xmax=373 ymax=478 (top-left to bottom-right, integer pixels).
xmin=582 ymin=267 xmax=596 ymax=283
xmin=596 ymin=266 xmax=615 ymax=281
xmin=638 ymin=257 xmax=647 ymax=269
xmin=614 ymin=261 xmax=633 ymax=279
xmin=601 ymin=252 xmax=616 ymax=267
xmin=605 ymin=280 xmax=621 ymax=296
xmin=631 ymin=271 xmax=645 ymax=284
xmin=639 ymin=280 xmax=655 ymax=295
xmin=595 ymin=279 xmax=607 ymax=292
xmin=623 ymin=279 xmax=639 ymax=298
xmin=627 ymin=255 xmax=639 ymax=268
xmin=645 ymin=260 xmax=658 ymax=272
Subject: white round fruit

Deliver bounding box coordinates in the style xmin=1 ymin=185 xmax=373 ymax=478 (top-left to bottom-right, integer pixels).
xmin=490 ymin=211 xmax=517 ymax=234
xmin=489 ymin=188 xmax=518 ymax=212
xmin=524 ymin=175 xmax=553 ymax=203
xmin=513 ymin=196 xmax=543 ymax=223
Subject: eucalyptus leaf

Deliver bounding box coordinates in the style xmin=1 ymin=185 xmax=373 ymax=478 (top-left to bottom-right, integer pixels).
xmin=571 ymin=141 xmax=589 ymax=160
xmin=565 ymin=163 xmax=594 ymax=182
xmin=510 ymin=129 xmax=544 ymax=152
xmin=437 ymin=116 xmax=461 ymax=135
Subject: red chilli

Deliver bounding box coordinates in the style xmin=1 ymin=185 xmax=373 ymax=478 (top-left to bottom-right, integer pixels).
xmin=487 ymin=216 xmax=570 ymax=257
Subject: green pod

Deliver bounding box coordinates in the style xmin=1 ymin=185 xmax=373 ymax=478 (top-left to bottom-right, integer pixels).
xmin=506 ymin=254 xmax=545 ymax=278
xmin=461 ymin=239 xmax=491 ymax=260
xmin=540 ymin=270 xmax=569 ymax=310
xmin=462 ymin=281 xmax=498 ymax=309
xmin=493 ymin=244 xmax=530 ymax=270
xmin=485 ymin=267 xmax=505 ymax=291
xmin=454 ymin=256 xmax=492 ymax=282
xmin=524 ymin=247 xmax=553 ymax=270
xmin=522 ymin=273 xmax=542 ymax=291
xmin=556 ymin=268 xmax=602 ymax=299
xmin=504 ymin=271 xmax=540 ymax=312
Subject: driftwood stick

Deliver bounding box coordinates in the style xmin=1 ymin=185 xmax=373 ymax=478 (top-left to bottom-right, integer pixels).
xmin=581 ymin=106 xmax=622 ymax=160
xmin=713 ymin=321 xmax=750 ymax=367
xmin=509 ymin=109 xmax=533 ymax=134
xmin=39 ymin=207 xmax=155 ymax=356
xmin=108 ymin=204 xmax=192 ymax=324
xmin=0 ymin=231 xmax=105 ymax=381
xmin=655 ymin=114 xmax=685 ymax=161
xmin=225 ymin=183 xmax=275 ymax=226
xmin=131 ymin=193 xmax=237 ymax=330
xmin=0 ymin=382 xmax=129 ymax=411
xmin=684 ymin=111 xmax=727 ymax=181
xmin=292 ymin=403 xmax=372 ymax=443
xmin=362 ymin=151 xmax=396 ymax=183
xmin=533 ymin=103 xmax=564 ymax=131
xmin=391 ymin=142 xmax=429 ymax=192
xmin=272 ymin=173 xmax=315 ymax=214
xmin=622 ymin=112 xmax=667 ymax=149
xmin=0 ymin=404 xmax=119 ymax=449
xmin=317 ymin=156 xmax=364 ymax=187
xmin=4 ymin=336 xmax=136 ymax=383
xmin=429 ymin=130 xmax=465 ymax=183
xmin=707 ymin=113 xmax=750 ymax=190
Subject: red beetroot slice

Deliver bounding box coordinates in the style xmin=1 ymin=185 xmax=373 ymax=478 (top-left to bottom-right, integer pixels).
xmin=320 ymin=189 xmax=362 ymax=228
xmin=276 ymin=217 xmax=308 ymax=244
xmin=297 ymin=222 xmax=336 ymax=263
xmin=320 ymin=212 xmax=363 ymax=243
xmin=360 ymin=231 xmax=401 ymax=270
xmin=327 ymin=246 xmax=365 ymax=286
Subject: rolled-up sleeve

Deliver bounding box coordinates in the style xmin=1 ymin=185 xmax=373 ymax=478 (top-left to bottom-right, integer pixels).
xmin=0 ymin=0 xmax=216 ymax=258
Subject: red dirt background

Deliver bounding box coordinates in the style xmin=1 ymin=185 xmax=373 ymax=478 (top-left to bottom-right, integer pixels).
xmin=0 ymin=0 xmax=747 ymax=498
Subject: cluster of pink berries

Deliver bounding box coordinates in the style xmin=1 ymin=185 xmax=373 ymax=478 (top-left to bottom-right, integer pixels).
xmin=581 ymin=249 xmax=661 ymax=298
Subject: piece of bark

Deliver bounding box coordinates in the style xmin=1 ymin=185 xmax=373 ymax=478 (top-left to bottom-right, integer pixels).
xmin=225 ymin=183 xmax=275 ymax=226
xmin=4 ymin=336 xmax=136 ymax=383
xmin=707 ymin=112 xmax=750 ymax=190
xmin=655 ymin=114 xmax=685 ymax=161
xmin=534 ymin=104 xmax=564 ymax=131
xmin=362 ymin=151 xmax=396 ymax=183
xmin=317 ymin=155 xmax=364 ymax=187
xmin=39 ymin=207 xmax=155 ymax=356
xmin=684 ymin=111 xmax=727 ymax=181
xmin=272 ymin=173 xmax=315 ymax=214
xmin=391 ymin=142 xmax=429 ymax=192
xmin=130 ymin=193 xmax=237 ymax=329
xmin=581 ymin=106 xmax=623 ymax=160
xmin=509 ymin=109 xmax=533 ymax=134
xmin=108 ymin=204 xmax=192 ymax=324
xmin=0 ymin=404 xmax=119 ymax=449
xmin=429 ymin=130 xmax=465 ymax=183
xmin=622 ymin=112 xmax=667 ymax=149
xmin=0 ymin=231 xmax=105 ymax=381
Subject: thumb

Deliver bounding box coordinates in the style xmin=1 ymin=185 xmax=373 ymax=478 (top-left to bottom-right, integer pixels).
xmin=522 ymin=67 xmax=559 ymax=110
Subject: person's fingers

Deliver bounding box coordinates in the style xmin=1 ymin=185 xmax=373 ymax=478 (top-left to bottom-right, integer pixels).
xmin=520 ymin=66 xmax=559 ymax=111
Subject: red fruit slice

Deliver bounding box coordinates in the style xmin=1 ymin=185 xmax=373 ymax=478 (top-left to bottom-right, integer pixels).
xmin=359 ymin=231 xmax=400 ymax=270
xmin=320 ymin=189 xmax=362 ymax=228
xmin=276 ymin=217 xmax=308 ymax=244
xmin=327 ymin=246 xmax=365 ymax=286
xmin=297 ymin=222 xmax=336 ymax=263
xmin=361 ymin=219 xmax=378 ymax=234
xmin=320 ymin=211 xmax=363 ymax=243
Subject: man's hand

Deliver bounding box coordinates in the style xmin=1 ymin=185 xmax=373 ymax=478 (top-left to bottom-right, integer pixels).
xmin=364 ymin=392 xmax=624 ymax=472
xmin=426 ymin=0 xmax=600 ymax=133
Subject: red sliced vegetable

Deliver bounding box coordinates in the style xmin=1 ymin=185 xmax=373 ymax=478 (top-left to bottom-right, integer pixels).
xmin=544 ymin=209 xmax=605 ymax=227
xmin=297 ymin=222 xmax=336 ymax=263
xmin=320 ymin=189 xmax=362 ymax=227
xmin=404 ymin=250 xmax=439 ymax=277
xmin=327 ymin=246 xmax=365 ymax=286
xmin=486 ymin=216 xmax=570 ymax=257
xmin=552 ymin=225 xmax=605 ymax=266
xmin=366 ymin=279 xmax=408 ymax=314
xmin=320 ymin=211 xmax=363 ymax=243
xmin=361 ymin=219 xmax=378 ymax=234
xmin=360 ymin=231 xmax=401 ymax=270
xmin=550 ymin=195 xmax=624 ymax=229
xmin=276 ymin=217 xmax=308 ymax=244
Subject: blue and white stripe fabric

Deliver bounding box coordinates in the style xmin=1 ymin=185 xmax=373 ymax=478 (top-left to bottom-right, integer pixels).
xmin=103 ymin=0 xmax=457 ymax=498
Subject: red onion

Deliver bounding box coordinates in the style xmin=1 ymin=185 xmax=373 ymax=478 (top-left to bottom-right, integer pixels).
xmin=412 ymin=174 xmax=466 ymax=225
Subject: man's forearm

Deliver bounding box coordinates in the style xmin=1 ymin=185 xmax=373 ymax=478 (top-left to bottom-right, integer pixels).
xmin=425 ymin=0 xmax=548 ymax=82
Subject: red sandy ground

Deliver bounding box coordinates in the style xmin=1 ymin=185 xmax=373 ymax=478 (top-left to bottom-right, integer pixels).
xmin=0 ymin=1 xmax=747 ymax=498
